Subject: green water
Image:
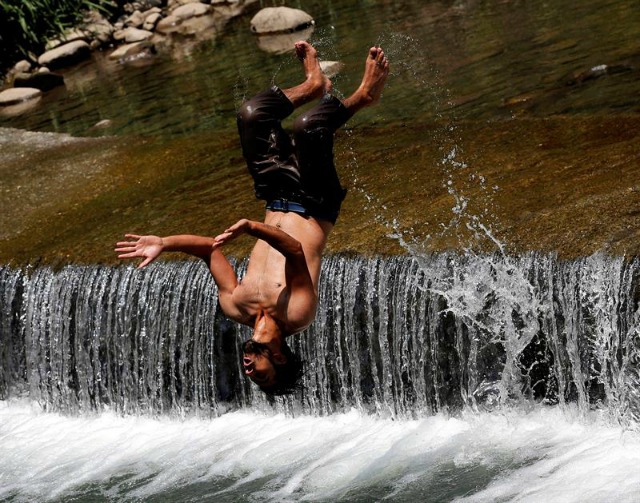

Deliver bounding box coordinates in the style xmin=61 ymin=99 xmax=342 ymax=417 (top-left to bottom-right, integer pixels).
xmin=1 ymin=0 xmax=639 ymax=136
xmin=1 ymin=0 xmax=639 ymax=264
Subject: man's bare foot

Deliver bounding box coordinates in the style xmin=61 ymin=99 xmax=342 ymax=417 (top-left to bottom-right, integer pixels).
xmin=283 ymin=41 xmax=332 ymax=107
xmin=343 ymin=46 xmax=390 ymax=112
xmin=295 ymin=41 xmax=332 ymax=94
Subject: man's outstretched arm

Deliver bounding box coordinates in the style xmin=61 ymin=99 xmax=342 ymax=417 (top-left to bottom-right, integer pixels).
xmin=115 ymin=233 xmax=239 ymax=300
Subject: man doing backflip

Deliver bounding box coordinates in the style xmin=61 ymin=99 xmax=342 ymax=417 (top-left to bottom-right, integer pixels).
xmin=116 ymin=41 xmax=389 ymax=395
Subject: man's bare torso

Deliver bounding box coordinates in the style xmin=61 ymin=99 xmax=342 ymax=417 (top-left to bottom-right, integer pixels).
xmin=230 ymin=210 xmax=333 ymax=332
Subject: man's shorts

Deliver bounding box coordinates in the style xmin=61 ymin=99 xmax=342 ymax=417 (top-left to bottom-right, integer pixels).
xmin=237 ymin=87 xmax=351 ymax=224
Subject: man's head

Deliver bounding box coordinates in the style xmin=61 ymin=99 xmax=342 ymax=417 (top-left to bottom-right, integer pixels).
xmin=242 ymin=338 xmax=303 ymax=395
xmin=242 ymin=311 xmax=303 ymax=395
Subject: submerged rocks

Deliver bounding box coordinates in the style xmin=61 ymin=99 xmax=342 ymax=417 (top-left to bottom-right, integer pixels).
xmin=109 ymin=41 xmax=156 ymax=61
xmin=250 ymin=7 xmax=314 ymax=34
xmin=319 ymin=61 xmax=344 ymax=78
xmin=156 ymin=2 xmax=211 ymax=33
xmin=13 ymin=70 xmax=64 ymax=91
xmin=255 ymin=26 xmax=314 ymax=55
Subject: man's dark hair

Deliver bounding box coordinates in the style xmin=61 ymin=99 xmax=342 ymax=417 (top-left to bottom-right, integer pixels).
xmin=260 ymin=339 xmax=304 ymax=396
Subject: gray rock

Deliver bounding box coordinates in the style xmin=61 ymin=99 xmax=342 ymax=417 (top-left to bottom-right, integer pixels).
xmin=168 ymin=0 xmax=202 ymax=8
xmin=113 ymin=29 xmax=127 ymax=42
xmin=83 ymin=20 xmax=114 ymax=45
xmin=38 ymin=40 xmax=91 ymax=70
xmin=255 ymin=26 xmax=314 ymax=54
xmin=157 ymin=2 xmax=210 ymax=33
xmin=172 ymin=3 xmax=210 ymax=20
xmin=174 ymin=14 xmax=219 ymax=36
xmin=45 ymin=29 xmax=90 ymax=50
xmin=156 ymin=15 xmax=181 ymax=33
xmin=142 ymin=7 xmax=162 ymax=17
xmin=0 ymin=87 xmax=42 ymax=107
xmin=109 ymin=41 xmax=155 ymax=61
xmin=250 ymin=7 xmax=314 ymax=34
xmin=125 ymin=10 xmax=145 ymax=28
xmin=143 ymin=12 xmax=162 ymax=30
xmin=13 ymin=60 xmax=32 ymax=73
xmin=319 ymin=60 xmax=344 ymax=78
xmin=123 ymin=27 xmax=154 ymax=42
xmin=13 ymin=71 xmax=64 ymax=91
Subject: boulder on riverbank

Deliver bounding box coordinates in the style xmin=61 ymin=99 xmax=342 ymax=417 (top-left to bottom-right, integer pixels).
xmin=113 ymin=27 xmax=155 ymax=43
xmin=156 ymin=2 xmax=211 ymax=33
xmin=250 ymin=7 xmax=314 ymax=34
xmin=2 ymin=0 xmax=298 ymax=115
xmin=0 ymin=87 xmax=42 ymax=106
xmin=255 ymin=26 xmax=314 ymax=54
xmin=109 ymin=41 xmax=156 ymax=62
xmin=38 ymin=40 xmax=92 ymax=70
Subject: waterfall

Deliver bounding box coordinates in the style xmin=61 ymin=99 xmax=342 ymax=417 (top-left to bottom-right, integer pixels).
xmin=1 ymin=254 xmax=639 ymax=424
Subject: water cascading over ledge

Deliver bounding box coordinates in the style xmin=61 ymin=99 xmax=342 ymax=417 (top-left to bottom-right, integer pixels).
xmin=1 ymin=254 xmax=639 ymax=423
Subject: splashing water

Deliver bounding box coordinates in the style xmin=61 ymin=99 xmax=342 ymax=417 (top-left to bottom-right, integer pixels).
xmin=2 ymin=254 xmax=640 ymax=501
xmin=2 ymin=253 xmax=639 ymax=423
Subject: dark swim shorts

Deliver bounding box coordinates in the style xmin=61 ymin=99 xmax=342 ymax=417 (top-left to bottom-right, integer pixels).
xmin=237 ymin=86 xmax=352 ymax=224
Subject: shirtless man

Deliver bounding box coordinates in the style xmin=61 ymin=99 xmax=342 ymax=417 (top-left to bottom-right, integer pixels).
xmin=116 ymin=41 xmax=389 ymax=395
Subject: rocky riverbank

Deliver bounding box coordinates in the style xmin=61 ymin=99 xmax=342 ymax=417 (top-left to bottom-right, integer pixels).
xmin=0 ymin=1 xmax=319 ymax=111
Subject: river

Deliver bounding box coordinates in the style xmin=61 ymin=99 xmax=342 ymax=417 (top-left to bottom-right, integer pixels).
xmin=1 ymin=0 xmax=640 ymax=501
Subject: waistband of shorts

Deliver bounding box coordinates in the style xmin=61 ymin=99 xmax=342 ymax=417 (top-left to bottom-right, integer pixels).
xmin=266 ymin=199 xmax=309 ymax=216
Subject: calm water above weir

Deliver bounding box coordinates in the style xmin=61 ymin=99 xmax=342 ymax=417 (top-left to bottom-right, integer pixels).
xmin=1 ymin=0 xmax=639 ymax=136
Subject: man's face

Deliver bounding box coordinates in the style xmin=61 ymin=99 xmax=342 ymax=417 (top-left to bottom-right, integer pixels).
xmin=242 ymin=339 xmax=277 ymax=387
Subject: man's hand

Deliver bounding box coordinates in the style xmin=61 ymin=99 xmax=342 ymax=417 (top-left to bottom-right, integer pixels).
xmin=115 ymin=234 xmax=163 ymax=268
xmin=213 ymin=219 xmax=251 ymax=249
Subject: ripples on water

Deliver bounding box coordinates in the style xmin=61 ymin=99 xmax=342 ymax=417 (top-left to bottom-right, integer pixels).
xmin=1 ymin=0 xmax=639 ymax=136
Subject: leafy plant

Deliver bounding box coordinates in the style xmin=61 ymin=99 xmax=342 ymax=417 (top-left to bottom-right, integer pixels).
xmin=0 ymin=0 xmax=115 ymax=75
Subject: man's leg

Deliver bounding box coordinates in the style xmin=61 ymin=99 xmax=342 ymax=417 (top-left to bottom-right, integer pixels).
xmin=282 ymin=41 xmax=332 ymax=107
xmin=236 ymin=41 xmax=332 ymax=201
xmin=292 ymin=46 xmax=390 ymax=220
xmin=342 ymin=46 xmax=390 ymax=113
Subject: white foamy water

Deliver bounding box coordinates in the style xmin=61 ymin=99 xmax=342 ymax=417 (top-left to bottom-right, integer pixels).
xmin=2 ymin=400 xmax=639 ymax=502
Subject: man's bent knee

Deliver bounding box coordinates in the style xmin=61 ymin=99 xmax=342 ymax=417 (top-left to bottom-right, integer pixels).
xmin=237 ymin=100 xmax=262 ymax=126
xmin=293 ymin=113 xmax=324 ymax=136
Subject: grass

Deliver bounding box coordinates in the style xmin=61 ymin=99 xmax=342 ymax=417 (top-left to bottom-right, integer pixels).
xmin=0 ymin=0 xmax=116 ymax=76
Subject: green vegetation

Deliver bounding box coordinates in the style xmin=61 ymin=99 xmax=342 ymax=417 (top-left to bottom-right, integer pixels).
xmin=0 ymin=0 xmax=116 ymax=75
